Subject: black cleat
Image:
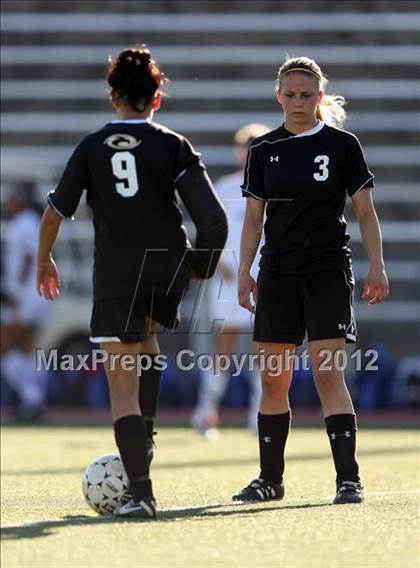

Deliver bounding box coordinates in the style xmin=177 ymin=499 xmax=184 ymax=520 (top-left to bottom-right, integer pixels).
xmin=333 ymin=481 xmax=364 ymax=504
xmin=114 ymin=496 xmax=157 ymax=518
xmin=232 ymin=478 xmax=285 ymax=502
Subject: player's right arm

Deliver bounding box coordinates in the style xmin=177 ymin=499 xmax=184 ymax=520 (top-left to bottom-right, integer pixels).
xmin=37 ymin=206 xmax=62 ymax=300
xmin=37 ymin=139 xmax=88 ymax=300
xmin=238 ymin=197 xmax=265 ymax=312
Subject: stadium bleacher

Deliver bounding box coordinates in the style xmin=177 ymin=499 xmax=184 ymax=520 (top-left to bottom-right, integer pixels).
xmin=1 ymin=0 xmax=419 ymax=356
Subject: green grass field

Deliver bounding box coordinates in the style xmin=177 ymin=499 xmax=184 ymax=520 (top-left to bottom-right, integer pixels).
xmin=1 ymin=426 xmax=419 ymax=568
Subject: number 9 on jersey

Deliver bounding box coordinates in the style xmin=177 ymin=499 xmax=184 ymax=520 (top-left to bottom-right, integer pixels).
xmin=111 ymin=151 xmax=139 ymax=197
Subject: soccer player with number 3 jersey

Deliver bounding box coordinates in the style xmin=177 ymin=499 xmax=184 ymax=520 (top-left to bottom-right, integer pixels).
xmin=234 ymin=56 xmax=389 ymax=505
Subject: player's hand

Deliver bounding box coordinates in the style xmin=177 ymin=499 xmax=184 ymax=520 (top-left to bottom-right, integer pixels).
xmin=238 ymin=272 xmax=258 ymax=313
xmin=362 ymin=265 xmax=389 ymax=304
xmin=37 ymin=256 xmax=60 ymax=301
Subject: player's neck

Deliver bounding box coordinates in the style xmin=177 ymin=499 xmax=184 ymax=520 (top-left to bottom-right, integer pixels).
xmin=284 ymin=117 xmax=318 ymax=135
xmin=115 ymin=109 xmax=154 ymax=121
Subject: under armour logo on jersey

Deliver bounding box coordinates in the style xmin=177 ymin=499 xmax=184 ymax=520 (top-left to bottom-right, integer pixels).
xmin=338 ymin=323 xmax=347 ymax=331
xmin=262 ymin=436 xmax=272 ymax=443
xmin=270 ymin=156 xmax=279 ymax=162
xmin=104 ymin=134 xmax=142 ymax=150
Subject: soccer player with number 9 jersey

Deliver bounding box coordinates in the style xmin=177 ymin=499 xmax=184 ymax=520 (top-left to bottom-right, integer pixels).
xmin=37 ymin=45 xmax=227 ymax=519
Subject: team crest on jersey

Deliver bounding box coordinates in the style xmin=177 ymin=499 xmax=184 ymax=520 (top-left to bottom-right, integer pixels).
xmin=104 ymin=134 xmax=142 ymax=150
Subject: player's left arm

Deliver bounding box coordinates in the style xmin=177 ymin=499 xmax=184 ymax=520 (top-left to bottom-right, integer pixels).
xmin=37 ymin=206 xmax=63 ymax=300
xmin=351 ymin=188 xmax=389 ymax=304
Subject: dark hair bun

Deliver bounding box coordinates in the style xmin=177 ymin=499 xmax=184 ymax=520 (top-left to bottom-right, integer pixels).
xmin=107 ymin=44 xmax=165 ymax=110
xmin=119 ymin=48 xmax=151 ymax=69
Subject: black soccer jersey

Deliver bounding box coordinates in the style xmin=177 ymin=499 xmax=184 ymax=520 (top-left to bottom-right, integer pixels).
xmin=49 ymin=119 xmax=227 ymax=300
xmin=241 ymin=121 xmax=374 ymax=274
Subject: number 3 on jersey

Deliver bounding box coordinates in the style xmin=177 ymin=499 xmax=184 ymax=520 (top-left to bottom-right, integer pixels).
xmin=313 ymin=155 xmax=330 ymax=181
xmin=111 ymin=151 xmax=139 ymax=197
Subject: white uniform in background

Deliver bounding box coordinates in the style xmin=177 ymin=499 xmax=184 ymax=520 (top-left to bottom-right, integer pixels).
xmin=193 ymin=172 xmax=262 ymax=434
xmin=209 ymin=172 xmax=259 ymax=328
xmin=1 ymin=209 xmax=51 ymax=412
xmin=3 ymin=210 xmax=48 ymax=325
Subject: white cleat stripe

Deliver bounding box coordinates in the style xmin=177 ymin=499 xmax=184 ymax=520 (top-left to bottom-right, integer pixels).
xmin=140 ymin=500 xmax=155 ymax=517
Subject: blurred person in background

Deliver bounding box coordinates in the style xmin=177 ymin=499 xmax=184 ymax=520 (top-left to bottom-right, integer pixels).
xmin=192 ymin=124 xmax=269 ymax=439
xmin=1 ymin=181 xmax=51 ymax=421
xmin=392 ymin=353 xmax=420 ymax=407
xmin=37 ymin=45 xmax=227 ymax=519
xmin=234 ymin=56 xmax=389 ymax=506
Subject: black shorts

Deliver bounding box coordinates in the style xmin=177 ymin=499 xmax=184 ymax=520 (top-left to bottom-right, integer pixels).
xmin=90 ymin=286 xmax=187 ymax=344
xmin=253 ymin=268 xmax=357 ymax=345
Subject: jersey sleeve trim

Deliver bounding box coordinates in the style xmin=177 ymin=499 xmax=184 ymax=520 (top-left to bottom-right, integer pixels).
xmin=349 ymin=175 xmax=375 ymax=198
xmin=241 ymin=143 xmax=266 ymax=200
xmin=174 ymin=167 xmax=188 ymax=184
xmin=47 ymin=193 xmax=74 ymax=221
xmin=241 ymin=188 xmax=265 ymax=201
xmin=89 ymin=336 xmax=122 ymax=343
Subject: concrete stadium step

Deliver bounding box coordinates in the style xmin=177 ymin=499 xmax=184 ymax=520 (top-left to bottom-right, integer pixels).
xmin=4 ymin=30 xmax=420 ymax=46
xmin=2 ymin=0 xmax=418 ymax=13
xmin=3 ymin=99 xmax=420 ymax=114
xmin=2 ymin=111 xmax=419 ymax=132
xmin=2 ymin=79 xmax=420 ymax=100
xmin=4 ymin=45 xmax=420 ymax=65
xmin=3 ymin=65 xmax=417 ymax=83
xmin=4 ymin=10 xmax=420 ymax=29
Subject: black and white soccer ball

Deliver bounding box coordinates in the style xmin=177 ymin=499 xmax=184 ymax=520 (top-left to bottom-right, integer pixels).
xmin=82 ymin=453 xmax=130 ymax=515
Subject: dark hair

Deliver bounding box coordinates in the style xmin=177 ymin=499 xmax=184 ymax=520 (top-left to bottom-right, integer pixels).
xmin=106 ymin=44 xmax=167 ymax=113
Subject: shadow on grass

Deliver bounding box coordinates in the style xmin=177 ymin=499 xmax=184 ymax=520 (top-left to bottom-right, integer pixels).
xmin=2 ymin=445 xmax=418 ymax=477
xmin=1 ymin=501 xmax=333 ymax=541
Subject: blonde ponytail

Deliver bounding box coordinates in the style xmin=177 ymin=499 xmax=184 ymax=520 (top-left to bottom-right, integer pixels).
xmin=316 ymin=94 xmax=347 ymax=128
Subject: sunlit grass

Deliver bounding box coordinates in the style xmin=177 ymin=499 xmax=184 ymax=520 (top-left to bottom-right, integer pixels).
xmin=1 ymin=426 xmax=419 ymax=568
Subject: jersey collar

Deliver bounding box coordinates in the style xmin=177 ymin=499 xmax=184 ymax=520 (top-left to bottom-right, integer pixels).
xmin=110 ymin=119 xmax=150 ymax=124
xmin=283 ymin=121 xmax=325 ymax=138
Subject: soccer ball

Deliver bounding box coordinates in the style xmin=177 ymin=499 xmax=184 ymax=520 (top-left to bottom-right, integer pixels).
xmin=82 ymin=453 xmax=130 ymax=515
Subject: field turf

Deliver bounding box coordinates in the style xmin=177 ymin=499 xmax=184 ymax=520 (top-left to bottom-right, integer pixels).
xmin=1 ymin=426 xmax=419 ymax=568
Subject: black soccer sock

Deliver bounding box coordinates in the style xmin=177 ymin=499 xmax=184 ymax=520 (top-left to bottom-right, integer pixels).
xmin=138 ymin=355 xmax=162 ymax=439
xmin=258 ymin=411 xmax=291 ymax=484
xmin=325 ymin=413 xmax=360 ymax=485
xmin=114 ymin=415 xmax=153 ymax=501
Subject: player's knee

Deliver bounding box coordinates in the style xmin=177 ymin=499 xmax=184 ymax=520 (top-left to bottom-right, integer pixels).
xmin=313 ymin=371 xmax=344 ymax=395
xmin=261 ymin=375 xmax=289 ymax=400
